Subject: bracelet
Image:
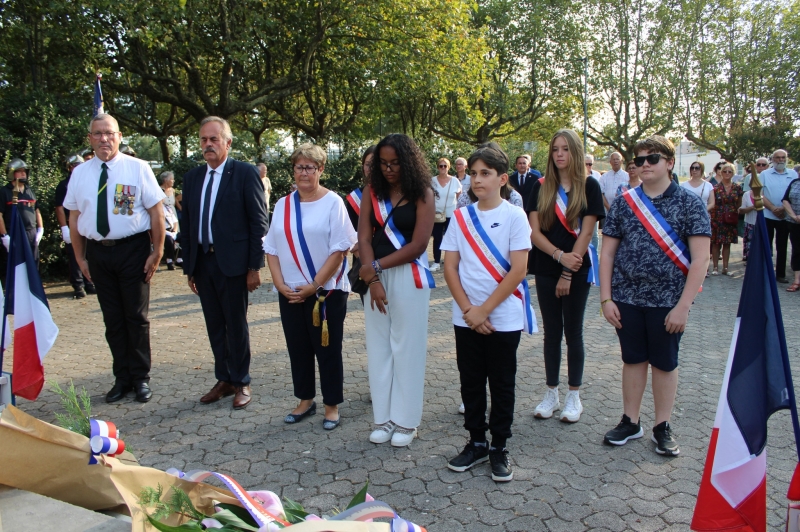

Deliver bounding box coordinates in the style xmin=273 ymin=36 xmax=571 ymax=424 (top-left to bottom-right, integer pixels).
xmin=601 ymin=298 xmax=612 ymax=306
xmin=551 ymin=248 xmax=561 ymax=260
xmin=560 ymin=274 xmax=572 ymax=281
xmin=557 ymin=251 xmax=565 ymax=264
xmin=372 ymin=259 xmax=383 ymax=274
xmin=368 ymin=278 xmax=382 ymax=286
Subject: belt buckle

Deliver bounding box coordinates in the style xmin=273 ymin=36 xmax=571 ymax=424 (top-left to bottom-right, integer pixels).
xmin=100 ymin=239 xmax=115 ymax=247
xmin=208 ymin=244 xmax=215 ymax=253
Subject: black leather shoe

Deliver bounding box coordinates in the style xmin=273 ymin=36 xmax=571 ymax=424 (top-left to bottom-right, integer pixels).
xmin=134 ymin=382 xmax=153 ymax=403
xmin=85 ymin=284 xmax=97 ymax=295
xmin=167 ymin=262 xmax=175 ymax=271
xmin=73 ymin=288 xmax=86 ymax=299
xmin=106 ymin=383 xmax=132 ymax=403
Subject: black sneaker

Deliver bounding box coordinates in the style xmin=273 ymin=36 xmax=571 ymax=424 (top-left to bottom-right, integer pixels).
xmin=447 ymin=442 xmax=489 ymax=472
xmin=603 ymin=414 xmax=644 ymax=446
xmin=489 ymin=448 xmax=513 ymax=482
xmin=651 ymin=421 xmax=680 ymax=456
xmin=73 ymin=288 xmax=86 ymax=299
xmin=167 ymin=262 xmax=175 ymax=271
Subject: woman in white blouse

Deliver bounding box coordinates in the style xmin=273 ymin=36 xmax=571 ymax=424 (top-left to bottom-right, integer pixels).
xmin=264 ymin=143 xmax=357 ymax=431
xmin=430 ymin=158 xmax=462 ymax=271
xmin=680 ymin=161 xmax=715 ymax=212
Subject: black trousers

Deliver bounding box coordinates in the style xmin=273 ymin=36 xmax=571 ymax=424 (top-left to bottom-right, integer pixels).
xmin=535 ymin=273 xmax=591 ymax=388
xmin=194 ymin=250 xmax=252 ymax=387
xmin=431 ymin=218 xmax=450 ymax=263
xmin=87 ymin=232 xmax=152 ymax=385
xmin=455 ymin=326 xmax=520 ymax=447
xmin=766 ymin=218 xmax=790 ymax=278
xmin=278 ymin=290 xmax=346 ymax=406
xmin=65 ymin=243 xmax=93 ymax=290
xmin=789 ymin=223 xmax=800 ymax=273
xmin=164 ymin=234 xmax=177 ymax=262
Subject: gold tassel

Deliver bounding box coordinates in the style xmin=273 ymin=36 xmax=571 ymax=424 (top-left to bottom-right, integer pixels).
xmin=312 ymin=295 xmax=325 ymax=326
xmin=321 ymin=320 xmax=329 ymax=346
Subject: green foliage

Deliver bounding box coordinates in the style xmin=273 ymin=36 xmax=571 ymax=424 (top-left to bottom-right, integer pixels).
xmin=138 ymin=484 xmax=206 ymax=525
xmin=281 ymin=497 xmax=309 ymax=524
xmin=346 ymin=481 xmax=370 ymax=510
xmin=49 ymin=380 xmax=92 ymax=437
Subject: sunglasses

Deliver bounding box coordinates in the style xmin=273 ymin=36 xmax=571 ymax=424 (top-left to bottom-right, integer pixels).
xmin=756 ymin=163 xmax=768 ymax=167
xmin=438 ymin=164 xmax=448 ymax=168
xmin=690 ymin=166 xmax=701 ymax=171
xmin=634 ymin=153 xmax=665 ymax=167
xmin=585 ymin=162 xmax=593 ymax=166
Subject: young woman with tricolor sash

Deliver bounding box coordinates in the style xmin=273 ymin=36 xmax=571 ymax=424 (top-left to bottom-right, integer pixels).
xmin=264 ymin=143 xmax=357 ymax=431
xmin=357 ymin=134 xmax=435 ymax=447
xmin=441 ymin=143 xmax=535 ymax=482
xmin=527 ymin=129 xmax=605 ymax=424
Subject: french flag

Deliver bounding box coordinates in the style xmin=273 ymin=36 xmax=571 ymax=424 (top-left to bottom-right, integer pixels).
xmin=691 ymin=209 xmax=800 ymax=531
xmin=93 ymin=73 xmax=104 ymax=116
xmin=2 ymin=205 xmax=58 ymax=401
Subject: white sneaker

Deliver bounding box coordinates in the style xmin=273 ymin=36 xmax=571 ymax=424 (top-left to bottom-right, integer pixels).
xmin=369 ymin=421 xmax=396 ymax=444
xmin=391 ymin=426 xmax=417 ymax=447
xmin=429 ymin=263 xmax=440 ymax=271
xmin=533 ymin=387 xmax=560 ymax=419
xmin=458 ymin=403 xmax=465 ymax=414
xmin=560 ymin=390 xmax=583 ymax=423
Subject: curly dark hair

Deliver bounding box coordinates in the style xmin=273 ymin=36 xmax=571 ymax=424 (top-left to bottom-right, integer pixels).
xmin=369 ymin=134 xmax=432 ymax=204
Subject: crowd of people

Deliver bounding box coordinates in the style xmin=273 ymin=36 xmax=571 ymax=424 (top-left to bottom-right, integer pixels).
xmin=5 ymin=112 xmax=799 ymax=484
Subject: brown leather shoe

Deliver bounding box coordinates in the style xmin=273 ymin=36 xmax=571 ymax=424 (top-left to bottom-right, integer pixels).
xmin=200 ymin=381 xmax=236 ymax=404
xmin=233 ymin=385 xmax=252 ymax=409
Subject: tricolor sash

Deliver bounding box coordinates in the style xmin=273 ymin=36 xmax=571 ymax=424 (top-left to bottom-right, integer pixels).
xmin=539 ymin=177 xmax=599 ymax=285
xmin=370 ymin=190 xmax=435 ymax=289
xmin=346 ymin=188 xmax=362 ymax=216
xmin=453 ymin=205 xmax=537 ymax=334
xmin=621 ymin=186 xmax=691 ymax=275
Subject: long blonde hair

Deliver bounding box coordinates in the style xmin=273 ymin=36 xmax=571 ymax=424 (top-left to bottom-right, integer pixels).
xmin=537 ymin=129 xmax=587 ymax=231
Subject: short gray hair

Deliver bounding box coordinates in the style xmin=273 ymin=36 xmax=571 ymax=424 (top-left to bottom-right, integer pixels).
xmin=584 ymin=154 xmax=595 ymax=163
xmin=200 ymin=116 xmax=233 ymax=143
xmin=773 ymin=149 xmax=788 ymax=158
xmin=159 ymin=171 xmax=174 ymax=185
xmin=88 ymin=113 xmax=120 ymax=133
xmin=609 ymin=152 xmax=622 ymax=160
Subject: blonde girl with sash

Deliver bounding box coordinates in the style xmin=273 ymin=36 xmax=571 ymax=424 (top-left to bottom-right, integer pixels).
xmin=357 ymin=134 xmax=435 ymax=447
xmin=264 ymin=143 xmax=357 ymax=431
xmin=528 ymin=129 xmax=605 ymax=423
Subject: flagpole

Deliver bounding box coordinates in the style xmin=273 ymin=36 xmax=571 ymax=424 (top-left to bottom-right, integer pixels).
xmin=0 ymin=177 xmax=18 ymax=372
xmin=750 ymin=163 xmax=800 ymax=463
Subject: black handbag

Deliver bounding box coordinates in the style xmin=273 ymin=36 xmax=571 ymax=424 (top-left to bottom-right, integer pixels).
xmin=348 ymin=195 xmax=404 ymax=296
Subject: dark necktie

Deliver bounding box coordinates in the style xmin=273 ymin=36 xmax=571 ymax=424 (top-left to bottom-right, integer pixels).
xmin=97 ymin=163 xmax=110 ymax=237
xmin=201 ymin=170 xmax=215 ymax=253
xmin=520 ymin=172 xmax=525 ymax=187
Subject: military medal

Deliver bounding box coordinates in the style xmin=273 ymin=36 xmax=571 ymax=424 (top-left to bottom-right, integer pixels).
xmin=113 ymin=184 xmax=123 ymax=215
xmin=128 ymin=185 xmax=136 ymax=215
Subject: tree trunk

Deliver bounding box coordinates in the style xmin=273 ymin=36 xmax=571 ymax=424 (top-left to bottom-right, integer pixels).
xmin=159 ymin=137 xmax=171 ymax=164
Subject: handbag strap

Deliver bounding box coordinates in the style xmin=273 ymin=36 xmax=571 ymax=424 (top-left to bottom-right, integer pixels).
xmin=437 ymin=179 xmax=453 ymax=215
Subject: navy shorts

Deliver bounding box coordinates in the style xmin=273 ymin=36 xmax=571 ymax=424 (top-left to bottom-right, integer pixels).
xmin=614 ymin=301 xmax=682 ymax=372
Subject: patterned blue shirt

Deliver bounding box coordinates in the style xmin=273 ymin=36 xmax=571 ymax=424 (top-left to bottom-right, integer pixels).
xmin=603 ymin=181 xmax=711 ymax=308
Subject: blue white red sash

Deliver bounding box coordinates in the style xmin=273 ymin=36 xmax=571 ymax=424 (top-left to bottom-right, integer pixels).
xmin=539 ymin=177 xmax=599 ymax=285
xmin=453 ymin=205 xmax=537 ymax=334
xmin=283 ymin=191 xmax=347 ymax=288
xmin=622 ymin=186 xmax=691 ymax=275
xmin=370 ymin=190 xmax=435 ymax=289
xmin=346 ymin=188 xmax=362 ymax=216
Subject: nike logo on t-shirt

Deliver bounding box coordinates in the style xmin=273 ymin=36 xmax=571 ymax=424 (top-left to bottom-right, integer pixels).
xmin=491 ymin=222 xmax=501 ymax=228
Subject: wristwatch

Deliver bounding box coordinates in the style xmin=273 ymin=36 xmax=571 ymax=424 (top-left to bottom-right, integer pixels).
xmin=315 ymin=284 xmax=325 ymax=296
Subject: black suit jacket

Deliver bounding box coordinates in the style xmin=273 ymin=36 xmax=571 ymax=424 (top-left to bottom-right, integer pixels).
xmin=180 ymin=159 xmax=268 ymax=278
xmin=509 ymin=169 xmax=541 ymax=211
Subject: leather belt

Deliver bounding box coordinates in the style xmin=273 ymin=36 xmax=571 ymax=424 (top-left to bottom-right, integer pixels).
xmin=93 ymin=231 xmax=148 ymax=247
xmin=205 ymin=244 xmax=215 ymax=253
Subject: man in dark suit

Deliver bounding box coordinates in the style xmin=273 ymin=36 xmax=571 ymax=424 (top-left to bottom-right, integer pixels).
xmin=509 ymin=154 xmax=541 ymax=211
xmin=180 ymin=116 xmax=269 ymax=409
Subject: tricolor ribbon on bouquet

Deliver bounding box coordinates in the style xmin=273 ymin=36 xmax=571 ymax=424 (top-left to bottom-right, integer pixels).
xmin=88 ymin=419 xmax=125 ymax=465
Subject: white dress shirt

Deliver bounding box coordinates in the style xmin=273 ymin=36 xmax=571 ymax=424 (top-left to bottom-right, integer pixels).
xmin=63 ymin=152 xmax=165 ymax=240
xmin=198 ymin=158 xmax=228 ymax=244
xmin=599 ymin=169 xmax=630 ymax=208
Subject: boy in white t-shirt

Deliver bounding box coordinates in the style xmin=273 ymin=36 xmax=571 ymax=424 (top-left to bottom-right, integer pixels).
xmin=441 ymin=144 xmax=533 ymax=482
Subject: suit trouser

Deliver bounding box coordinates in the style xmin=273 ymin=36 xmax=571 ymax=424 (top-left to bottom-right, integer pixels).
xmin=194 ymin=250 xmax=251 ymax=387
xmin=766 ymin=218 xmax=790 ymax=278
xmin=455 ymin=326 xmax=520 ymax=448
xmin=365 ymin=263 xmax=430 ymax=429
xmin=278 ymin=290 xmax=347 ymax=405
xmin=87 ymin=232 xmax=152 ymax=385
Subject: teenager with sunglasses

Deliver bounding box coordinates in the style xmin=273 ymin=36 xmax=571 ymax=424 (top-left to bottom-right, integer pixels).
xmin=600 ymin=136 xmax=710 ymax=456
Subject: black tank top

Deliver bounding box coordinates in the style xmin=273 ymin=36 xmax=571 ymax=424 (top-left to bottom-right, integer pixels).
xmin=371 ymin=200 xmax=417 ymax=260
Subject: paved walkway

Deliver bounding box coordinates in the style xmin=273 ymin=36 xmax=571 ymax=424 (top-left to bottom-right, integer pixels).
xmin=14 ymin=243 xmax=800 ymax=531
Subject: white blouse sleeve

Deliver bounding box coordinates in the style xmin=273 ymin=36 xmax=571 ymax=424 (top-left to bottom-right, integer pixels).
xmin=328 ymin=194 xmax=358 ymax=254
xmin=263 ymin=197 xmax=284 ymax=256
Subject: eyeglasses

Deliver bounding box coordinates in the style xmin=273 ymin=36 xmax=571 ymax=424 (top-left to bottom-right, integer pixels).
xmin=380 ymin=162 xmax=399 ymax=170
xmin=90 ymin=131 xmax=119 ymax=139
xmin=438 ymin=164 xmax=448 ymax=168
xmin=294 ymin=165 xmax=319 ymax=174
xmin=585 ymin=162 xmax=593 ymax=166
xmin=690 ymin=166 xmax=701 ymax=171
xmin=633 ymin=153 xmax=665 ymax=167
xmin=756 ymin=162 xmax=768 ymax=167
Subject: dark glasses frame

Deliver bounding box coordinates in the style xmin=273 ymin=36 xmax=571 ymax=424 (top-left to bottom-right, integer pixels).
xmin=634 ymin=153 xmax=665 ymax=167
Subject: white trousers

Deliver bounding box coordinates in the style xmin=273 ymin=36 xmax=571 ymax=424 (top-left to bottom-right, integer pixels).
xmin=365 ymin=263 xmax=431 ymax=429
